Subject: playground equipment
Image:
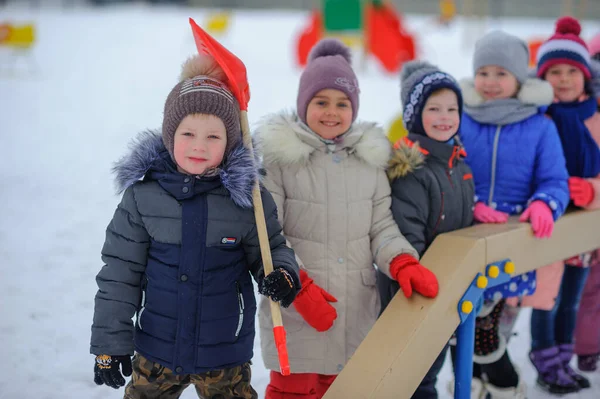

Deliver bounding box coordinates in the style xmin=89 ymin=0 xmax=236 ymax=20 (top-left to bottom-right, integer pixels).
xmin=0 ymin=22 xmax=37 ymax=75
xmin=203 ymin=12 xmax=231 ymax=36
xmin=295 ymin=0 xmax=416 ymax=73
xmin=528 ymin=38 xmax=545 ymax=68
xmin=322 ymin=208 xmax=600 ymax=398
xmin=0 ymin=22 xmax=35 ymax=49
xmin=438 ymin=0 xmax=457 ymax=25
xmin=387 ymin=113 xmax=408 ymax=144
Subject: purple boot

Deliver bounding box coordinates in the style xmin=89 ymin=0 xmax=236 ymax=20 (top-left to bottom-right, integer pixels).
xmin=559 ymin=344 xmax=591 ymax=389
xmin=578 ymin=353 xmax=599 ymax=372
xmin=529 ymin=346 xmax=580 ymax=394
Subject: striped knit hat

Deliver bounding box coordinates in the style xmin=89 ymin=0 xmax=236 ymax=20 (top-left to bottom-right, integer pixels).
xmin=537 ymin=16 xmax=591 ymax=79
xmin=162 ymin=55 xmax=241 ymax=162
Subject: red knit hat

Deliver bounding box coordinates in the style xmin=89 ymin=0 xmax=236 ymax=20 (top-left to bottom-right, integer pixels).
xmin=536 ymin=16 xmax=591 ymax=79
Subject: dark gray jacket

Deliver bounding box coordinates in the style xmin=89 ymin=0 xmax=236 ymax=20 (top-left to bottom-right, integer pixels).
xmin=90 ymin=130 xmax=299 ymax=373
xmin=377 ymin=134 xmax=474 ymax=310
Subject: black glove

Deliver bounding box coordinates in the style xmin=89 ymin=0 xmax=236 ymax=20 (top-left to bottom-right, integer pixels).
xmin=259 ymin=268 xmax=297 ymax=308
xmin=94 ymin=354 xmax=132 ymax=389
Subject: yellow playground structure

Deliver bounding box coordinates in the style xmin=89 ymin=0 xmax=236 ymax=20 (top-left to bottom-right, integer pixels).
xmin=0 ymin=23 xmax=35 ymax=49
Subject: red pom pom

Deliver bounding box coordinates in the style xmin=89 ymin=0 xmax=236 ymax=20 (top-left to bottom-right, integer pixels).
xmin=556 ymin=16 xmax=581 ymax=36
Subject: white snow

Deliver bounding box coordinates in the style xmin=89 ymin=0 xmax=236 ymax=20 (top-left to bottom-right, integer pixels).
xmin=1 ymin=3 xmax=599 ymax=398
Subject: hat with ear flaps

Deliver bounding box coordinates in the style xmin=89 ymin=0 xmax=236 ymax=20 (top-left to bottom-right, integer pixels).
xmin=400 ymin=60 xmax=463 ymax=136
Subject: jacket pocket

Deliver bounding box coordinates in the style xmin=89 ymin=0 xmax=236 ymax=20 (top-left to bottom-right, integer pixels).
xmin=234 ymin=281 xmax=245 ymax=341
xmin=361 ymin=268 xmax=377 ymax=286
xmin=355 ymin=269 xmax=379 ymax=336
xmin=137 ymin=277 xmax=148 ymax=330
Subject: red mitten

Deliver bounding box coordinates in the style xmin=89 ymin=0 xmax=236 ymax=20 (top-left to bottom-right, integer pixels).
xmin=569 ymin=177 xmax=594 ymax=207
xmin=519 ymin=200 xmax=554 ymax=238
xmin=390 ymin=254 xmax=439 ymax=298
xmin=473 ymin=202 xmax=509 ymax=223
xmin=292 ymin=269 xmax=338 ymax=332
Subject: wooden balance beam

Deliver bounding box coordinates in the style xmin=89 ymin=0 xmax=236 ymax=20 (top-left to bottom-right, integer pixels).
xmin=323 ymin=208 xmax=600 ymax=398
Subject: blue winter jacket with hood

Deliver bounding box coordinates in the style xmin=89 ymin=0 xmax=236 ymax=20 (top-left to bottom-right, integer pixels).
xmin=458 ymin=78 xmax=570 ymax=219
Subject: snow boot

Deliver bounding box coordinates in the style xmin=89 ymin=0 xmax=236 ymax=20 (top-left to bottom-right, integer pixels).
xmin=529 ymin=346 xmax=580 ymax=394
xmin=577 ymin=353 xmax=599 ymax=372
xmin=483 ymin=379 xmax=526 ymax=399
xmin=447 ymin=377 xmax=487 ymax=399
xmin=558 ymin=343 xmax=590 ymax=389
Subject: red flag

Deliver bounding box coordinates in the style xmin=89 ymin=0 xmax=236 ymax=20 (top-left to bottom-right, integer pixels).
xmin=189 ymin=18 xmax=250 ymax=110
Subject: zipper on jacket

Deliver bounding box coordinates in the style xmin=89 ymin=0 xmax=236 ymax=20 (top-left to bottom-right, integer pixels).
xmin=488 ymin=125 xmax=502 ymax=206
xmin=234 ymin=281 xmax=245 ymax=339
xmin=432 ymin=191 xmax=445 ymax=236
xmin=446 ymin=146 xmax=461 ymax=188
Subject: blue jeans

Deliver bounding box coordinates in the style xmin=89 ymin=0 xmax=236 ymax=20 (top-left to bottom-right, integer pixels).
xmin=531 ymin=265 xmax=590 ymax=350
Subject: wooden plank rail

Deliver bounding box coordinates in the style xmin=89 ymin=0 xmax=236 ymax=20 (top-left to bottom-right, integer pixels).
xmin=323 ymin=209 xmax=600 ymax=398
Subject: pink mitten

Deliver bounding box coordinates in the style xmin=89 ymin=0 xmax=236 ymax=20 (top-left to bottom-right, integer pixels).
xmin=519 ymin=200 xmax=554 ymax=238
xmin=473 ymin=202 xmax=509 ymax=223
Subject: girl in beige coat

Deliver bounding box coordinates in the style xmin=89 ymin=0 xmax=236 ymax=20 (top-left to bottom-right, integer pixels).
xmin=255 ymin=39 xmax=439 ymax=399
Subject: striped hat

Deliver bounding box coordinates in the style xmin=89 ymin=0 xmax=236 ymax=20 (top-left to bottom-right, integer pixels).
xmin=162 ymin=58 xmax=241 ymax=162
xmin=537 ymin=16 xmax=591 ymax=79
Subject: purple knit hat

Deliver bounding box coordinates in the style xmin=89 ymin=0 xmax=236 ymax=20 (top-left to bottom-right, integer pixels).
xmin=297 ymin=39 xmax=360 ymax=124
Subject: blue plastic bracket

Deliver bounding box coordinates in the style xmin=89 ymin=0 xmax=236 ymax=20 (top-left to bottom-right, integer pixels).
xmin=453 ymin=259 xmax=515 ymax=399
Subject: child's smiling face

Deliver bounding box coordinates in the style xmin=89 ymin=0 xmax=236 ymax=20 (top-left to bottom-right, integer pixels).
xmin=422 ymin=89 xmax=460 ymax=142
xmin=173 ymin=114 xmax=227 ymax=175
xmin=544 ymin=63 xmax=586 ymax=103
xmin=305 ymin=89 xmax=353 ymax=140
xmin=474 ymin=65 xmax=520 ymax=101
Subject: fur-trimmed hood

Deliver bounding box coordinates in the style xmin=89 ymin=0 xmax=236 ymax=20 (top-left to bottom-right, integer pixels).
xmin=112 ymin=130 xmax=257 ymax=208
xmin=387 ymin=139 xmax=425 ymax=180
xmin=254 ymin=110 xmax=391 ymax=169
xmin=388 ymin=134 xmax=468 ymax=180
xmin=459 ymin=77 xmax=554 ymax=107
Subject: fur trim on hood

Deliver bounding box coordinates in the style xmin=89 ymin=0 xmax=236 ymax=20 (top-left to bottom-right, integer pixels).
xmin=387 ymin=140 xmax=425 ymax=180
xmin=254 ymin=110 xmax=391 ymax=169
xmin=112 ymin=130 xmax=258 ymax=208
xmin=459 ymin=77 xmax=554 ymax=107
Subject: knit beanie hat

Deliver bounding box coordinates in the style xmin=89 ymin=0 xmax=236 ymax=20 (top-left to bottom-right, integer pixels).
xmin=400 ymin=60 xmax=463 ymax=136
xmin=589 ymin=32 xmax=600 ymax=59
xmin=162 ymin=54 xmax=241 ymax=162
xmin=536 ymin=16 xmax=591 ymax=79
xmin=473 ymin=31 xmax=530 ymax=84
xmin=297 ymin=38 xmax=360 ymax=124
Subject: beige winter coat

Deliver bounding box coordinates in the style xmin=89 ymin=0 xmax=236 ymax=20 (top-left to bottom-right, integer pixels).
xmin=255 ymin=111 xmax=418 ymax=375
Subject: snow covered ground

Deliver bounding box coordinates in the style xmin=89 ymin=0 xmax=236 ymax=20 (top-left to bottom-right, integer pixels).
xmin=1 ymin=3 xmax=599 ymax=398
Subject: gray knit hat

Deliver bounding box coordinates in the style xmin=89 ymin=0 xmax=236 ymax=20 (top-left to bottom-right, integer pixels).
xmin=473 ymin=31 xmax=529 ymax=83
xmin=400 ymin=60 xmax=462 ymax=135
xmin=162 ymin=55 xmax=241 ymax=162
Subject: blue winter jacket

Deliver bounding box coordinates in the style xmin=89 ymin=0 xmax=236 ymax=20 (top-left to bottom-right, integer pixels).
xmin=460 ymin=110 xmax=570 ymax=219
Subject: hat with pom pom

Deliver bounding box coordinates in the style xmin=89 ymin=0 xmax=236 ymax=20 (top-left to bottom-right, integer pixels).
xmin=297 ymin=38 xmax=360 ymax=124
xmin=162 ymin=54 xmax=241 ymax=162
xmin=400 ymin=60 xmax=462 ymax=136
xmin=537 ymin=16 xmax=591 ymax=79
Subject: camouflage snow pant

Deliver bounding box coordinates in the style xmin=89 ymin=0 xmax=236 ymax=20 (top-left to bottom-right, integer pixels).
xmin=124 ymin=354 xmax=258 ymax=399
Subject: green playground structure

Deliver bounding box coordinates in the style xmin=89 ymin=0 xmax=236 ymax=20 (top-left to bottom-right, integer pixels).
xmin=296 ymin=0 xmax=417 ymax=73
